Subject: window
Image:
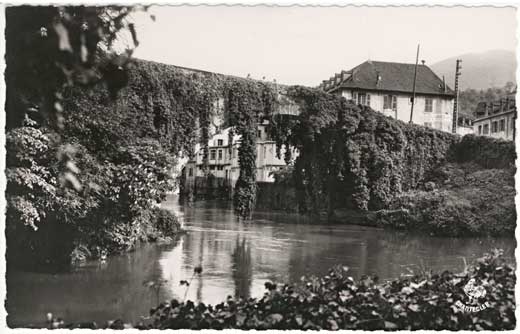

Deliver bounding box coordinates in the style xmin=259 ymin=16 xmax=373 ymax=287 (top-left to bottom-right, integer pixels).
xmin=483 ymin=124 xmax=489 ymax=135
xmin=424 ymin=122 xmax=432 ymax=128
xmin=491 ymin=121 xmax=498 ymax=133
xmin=383 ymin=95 xmax=391 ymax=109
xmin=210 ymin=166 xmax=215 ymax=171
xmin=217 ymin=139 xmax=223 ymax=146
xmin=357 ymin=93 xmax=370 ymax=106
xmin=384 ymin=95 xmax=397 ymax=111
xmin=424 ymin=98 xmax=433 ymax=112
xmin=499 ymin=119 xmax=505 ymax=132
xmin=233 ymin=148 xmax=237 ymax=159
xmin=188 ymin=168 xmax=193 ymax=177
xmin=257 ymin=130 xmax=262 ymax=139
xmin=352 ymin=91 xmax=357 ymax=102
xmin=478 ymin=125 xmax=482 ymax=135
xmin=210 ymin=150 xmax=216 ymax=160
xmin=218 ymin=149 xmax=223 ymax=160
xmin=217 ymin=166 xmax=224 ymax=171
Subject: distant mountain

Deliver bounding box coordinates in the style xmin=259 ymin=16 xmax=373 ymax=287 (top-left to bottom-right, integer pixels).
xmin=430 ymin=50 xmax=516 ymax=91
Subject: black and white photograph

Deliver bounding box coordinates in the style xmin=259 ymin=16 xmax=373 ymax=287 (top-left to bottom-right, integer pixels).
xmin=0 ymin=1 xmax=518 ymax=331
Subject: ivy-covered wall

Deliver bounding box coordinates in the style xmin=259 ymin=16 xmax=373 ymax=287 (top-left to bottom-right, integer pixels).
xmin=270 ymin=86 xmax=458 ymax=213
xmin=271 ymin=86 xmax=515 ymax=214
xmin=63 ymin=59 xmax=283 ymax=219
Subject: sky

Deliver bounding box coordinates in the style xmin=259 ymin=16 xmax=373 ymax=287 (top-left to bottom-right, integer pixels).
xmin=131 ymin=5 xmax=516 ymax=86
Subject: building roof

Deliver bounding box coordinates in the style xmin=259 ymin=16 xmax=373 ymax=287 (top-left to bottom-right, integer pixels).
xmin=475 ymin=97 xmax=517 ymax=120
xmin=458 ymin=110 xmax=475 ymax=121
xmin=321 ymin=60 xmax=455 ymax=97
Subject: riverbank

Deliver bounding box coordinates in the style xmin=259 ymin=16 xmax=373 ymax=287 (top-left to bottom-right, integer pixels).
xmin=38 ymin=249 xmax=516 ymax=330
xmin=373 ymin=162 xmax=516 ymax=236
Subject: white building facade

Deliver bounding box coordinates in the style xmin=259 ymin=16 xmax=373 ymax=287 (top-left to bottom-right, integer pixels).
xmin=320 ymin=60 xmax=456 ymax=133
xmin=183 ymin=123 xmax=291 ymax=189
xmin=473 ymin=97 xmax=516 ymax=141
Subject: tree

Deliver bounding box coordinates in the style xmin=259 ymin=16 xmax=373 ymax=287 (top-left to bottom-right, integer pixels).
xmin=4 ymin=5 xmax=155 ymax=268
xmin=5 ymin=5 xmax=142 ymax=130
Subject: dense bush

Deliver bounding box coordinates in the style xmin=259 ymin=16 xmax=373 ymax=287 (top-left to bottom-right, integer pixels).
xmin=5 ymin=122 xmax=182 ymax=266
xmin=375 ymin=163 xmax=516 ymax=236
xmin=449 ymin=134 xmax=516 ymax=169
xmin=50 ymin=249 xmax=515 ymax=330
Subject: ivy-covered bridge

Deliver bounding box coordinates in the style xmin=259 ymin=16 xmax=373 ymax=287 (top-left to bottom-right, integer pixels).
xmin=65 ymin=59 xmax=514 ymax=219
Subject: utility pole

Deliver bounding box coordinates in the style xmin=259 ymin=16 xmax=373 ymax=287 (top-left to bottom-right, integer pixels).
xmin=409 ymin=44 xmax=420 ymax=124
xmin=452 ymin=59 xmax=462 ymax=134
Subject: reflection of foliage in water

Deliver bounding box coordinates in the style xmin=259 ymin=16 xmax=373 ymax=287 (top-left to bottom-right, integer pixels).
xmin=231 ymin=236 xmax=253 ymax=300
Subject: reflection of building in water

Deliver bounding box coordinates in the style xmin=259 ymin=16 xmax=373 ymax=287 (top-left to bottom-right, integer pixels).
xmin=231 ymin=236 xmax=253 ymax=300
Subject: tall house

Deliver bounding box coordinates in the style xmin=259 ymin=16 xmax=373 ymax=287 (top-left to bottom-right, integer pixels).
xmin=183 ymin=122 xmax=291 ymax=188
xmin=319 ymin=60 xmax=456 ymax=132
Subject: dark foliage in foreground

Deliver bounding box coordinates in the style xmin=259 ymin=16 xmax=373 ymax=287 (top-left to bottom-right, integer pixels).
xmin=51 ymin=250 xmax=515 ymax=330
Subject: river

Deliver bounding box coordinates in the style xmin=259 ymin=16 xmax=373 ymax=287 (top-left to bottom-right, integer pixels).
xmin=6 ymin=195 xmax=515 ymax=327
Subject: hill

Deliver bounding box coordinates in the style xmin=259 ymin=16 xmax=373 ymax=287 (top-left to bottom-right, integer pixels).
xmin=430 ymin=50 xmax=516 ymax=90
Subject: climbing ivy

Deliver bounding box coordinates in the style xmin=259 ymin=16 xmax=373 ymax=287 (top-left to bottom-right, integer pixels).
xmin=65 ymin=59 xmax=279 ymax=219
xmin=272 ymin=86 xmax=460 ymax=214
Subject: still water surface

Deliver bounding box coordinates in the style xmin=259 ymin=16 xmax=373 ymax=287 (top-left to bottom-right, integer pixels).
xmin=7 ymin=195 xmax=515 ymax=327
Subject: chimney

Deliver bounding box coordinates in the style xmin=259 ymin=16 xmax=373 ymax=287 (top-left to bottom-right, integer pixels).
xmin=421 ymin=60 xmax=425 ymax=65
xmin=335 ymin=73 xmax=341 ymax=84
xmin=341 ymin=70 xmax=350 ymax=81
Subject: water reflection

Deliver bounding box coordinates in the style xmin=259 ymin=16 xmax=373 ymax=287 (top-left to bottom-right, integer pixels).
xmin=6 ymin=195 xmax=515 ymax=327
xmin=231 ymin=236 xmax=252 ymax=300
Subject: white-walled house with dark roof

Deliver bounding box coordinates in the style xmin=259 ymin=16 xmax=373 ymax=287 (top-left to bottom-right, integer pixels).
xmin=320 ymin=60 xmax=457 ymax=133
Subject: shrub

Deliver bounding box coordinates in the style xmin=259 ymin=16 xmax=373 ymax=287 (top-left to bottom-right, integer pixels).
xmin=449 ymin=134 xmax=516 ymax=169
xmin=149 ymin=207 xmax=181 ymax=239
xmin=376 ymin=163 xmax=516 ymax=236
xmin=52 ymin=249 xmax=515 ymax=330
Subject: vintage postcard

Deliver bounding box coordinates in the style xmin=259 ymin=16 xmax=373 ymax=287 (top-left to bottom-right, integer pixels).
xmin=1 ymin=1 xmax=517 ymax=331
